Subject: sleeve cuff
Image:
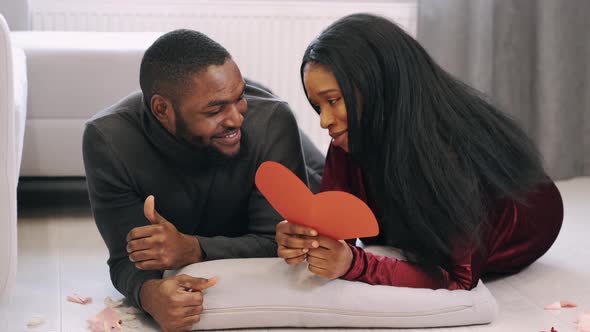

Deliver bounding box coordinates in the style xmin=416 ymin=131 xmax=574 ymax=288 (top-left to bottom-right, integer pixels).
xmin=131 ymin=271 xmax=162 ymax=310
xmin=341 ymin=244 xmax=365 ymax=281
xmin=196 ymin=235 xmax=225 ymax=261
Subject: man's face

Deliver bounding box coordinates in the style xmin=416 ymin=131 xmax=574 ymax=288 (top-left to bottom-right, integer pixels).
xmin=172 ymin=59 xmax=247 ymax=158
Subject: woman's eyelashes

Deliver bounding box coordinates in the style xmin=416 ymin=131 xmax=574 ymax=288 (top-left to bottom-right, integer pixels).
xmin=328 ymin=97 xmax=341 ymax=105
xmin=310 ymin=97 xmax=341 ymax=110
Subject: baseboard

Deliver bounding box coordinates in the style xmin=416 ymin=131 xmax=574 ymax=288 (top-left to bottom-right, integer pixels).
xmin=17 ymin=176 xmax=90 ymax=208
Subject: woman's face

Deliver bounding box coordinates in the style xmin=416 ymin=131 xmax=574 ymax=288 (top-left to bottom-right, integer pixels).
xmin=303 ymin=62 xmax=349 ymax=152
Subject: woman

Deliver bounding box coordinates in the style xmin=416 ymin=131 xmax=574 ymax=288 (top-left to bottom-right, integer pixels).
xmin=275 ymin=13 xmax=563 ymax=290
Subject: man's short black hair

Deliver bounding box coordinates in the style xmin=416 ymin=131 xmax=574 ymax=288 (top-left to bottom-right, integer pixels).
xmin=139 ymin=29 xmax=231 ymax=108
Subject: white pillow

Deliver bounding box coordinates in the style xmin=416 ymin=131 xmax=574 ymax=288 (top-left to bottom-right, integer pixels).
xmin=166 ymin=246 xmax=498 ymax=330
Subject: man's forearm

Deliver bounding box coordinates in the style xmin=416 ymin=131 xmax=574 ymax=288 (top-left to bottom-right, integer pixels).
xmin=109 ymin=258 xmax=162 ymax=309
xmin=139 ymin=279 xmax=163 ymax=314
xmin=196 ymin=234 xmax=277 ymax=261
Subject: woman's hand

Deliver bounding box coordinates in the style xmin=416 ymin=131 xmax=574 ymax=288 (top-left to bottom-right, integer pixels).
xmin=276 ymin=220 xmax=319 ymax=265
xmin=306 ymin=235 xmax=353 ymax=279
xmin=276 ymin=220 xmax=354 ymax=279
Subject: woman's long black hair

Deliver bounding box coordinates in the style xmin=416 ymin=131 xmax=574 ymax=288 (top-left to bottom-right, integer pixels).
xmin=301 ymin=13 xmax=546 ymax=274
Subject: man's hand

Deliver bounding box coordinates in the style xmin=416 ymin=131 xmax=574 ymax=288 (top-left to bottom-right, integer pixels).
xmin=140 ymin=274 xmax=216 ymax=332
xmin=306 ymin=235 xmax=353 ymax=279
xmin=275 ymin=220 xmax=319 ymax=265
xmin=126 ymin=195 xmax=203 ymax=270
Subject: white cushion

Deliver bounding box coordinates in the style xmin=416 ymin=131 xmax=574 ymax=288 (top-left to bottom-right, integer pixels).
xmin=166 ymin=246 xmax=498 ymax=330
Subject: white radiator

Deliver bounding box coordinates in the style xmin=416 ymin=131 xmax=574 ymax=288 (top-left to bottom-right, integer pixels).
xmin=30 ymin=0 xmax=417 ymax=153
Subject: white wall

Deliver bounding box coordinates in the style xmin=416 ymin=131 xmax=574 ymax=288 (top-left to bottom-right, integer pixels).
xmin=0 ymin=0 xmax=30 ymax=30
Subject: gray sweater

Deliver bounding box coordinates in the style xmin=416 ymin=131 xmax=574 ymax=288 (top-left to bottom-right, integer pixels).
xmin=83 ymin=85 xmax=311 ymax=309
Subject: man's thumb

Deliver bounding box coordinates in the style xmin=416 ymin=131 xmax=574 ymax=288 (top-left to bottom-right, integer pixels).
xmin=177 ymin=275 xmax=218 ymax=292
xmin=144 ymin=195 xmax=164 ymax=225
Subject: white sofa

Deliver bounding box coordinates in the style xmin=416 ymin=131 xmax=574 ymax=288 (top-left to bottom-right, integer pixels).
xmin=10 ymin=30 xmax=328 ymax=178
xmin=0 ymin=14 xmax=27 ymax=303
xmin=11 ymin=30 xmax=330 ymax=179
xmin=11 ymin=31 xmax=161 ymax=177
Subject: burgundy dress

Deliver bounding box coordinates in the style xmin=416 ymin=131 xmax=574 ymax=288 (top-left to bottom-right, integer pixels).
xmin=321 ymin=145 xmax=564 ymax=290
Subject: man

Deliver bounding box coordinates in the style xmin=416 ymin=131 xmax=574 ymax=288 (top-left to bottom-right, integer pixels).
xmin=82 ymin=29 xmax=323 ymax=332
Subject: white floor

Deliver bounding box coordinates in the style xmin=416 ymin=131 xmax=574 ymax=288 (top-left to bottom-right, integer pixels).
xmin=1 ymin=177 xmax=589 ymax=332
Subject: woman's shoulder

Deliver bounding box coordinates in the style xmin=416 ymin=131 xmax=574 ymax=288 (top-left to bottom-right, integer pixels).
xmin=321 ymin=145 xmax=371 ymax=200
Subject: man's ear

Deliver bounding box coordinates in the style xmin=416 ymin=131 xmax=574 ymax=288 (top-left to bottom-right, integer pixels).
xmin=150 ymin=94 xmax=176 ymax=133
xmin=151 ymin=94 xmax=172 ymax=121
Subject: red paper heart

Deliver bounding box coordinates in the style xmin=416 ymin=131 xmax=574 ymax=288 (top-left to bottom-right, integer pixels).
xmin=255 ymin=161 xmax=379 ymax=240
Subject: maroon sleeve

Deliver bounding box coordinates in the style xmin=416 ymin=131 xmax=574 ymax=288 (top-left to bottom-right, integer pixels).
xmin=341 ymin=242 xmax=482 ymax=290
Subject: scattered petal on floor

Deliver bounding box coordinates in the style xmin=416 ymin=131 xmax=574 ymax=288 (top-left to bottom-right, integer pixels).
xmin=550 ymin=328 xmax=557 ymax=332
xmin=26 ymin=316 xmax=45 ymax=328
xmin=545 ymin=302 xmax=562 ymax=310
xmin=67 ymin=294 xmax=92 ymax=305
xmin=125 ymin=307 xmax=141 ymax=314
xmin=559 ymin=300 xmax=577 ymax=308
xmin=104 ymin=296 xmax=124 ymax=308
xmin=540 ymin=327 xmax=558 ymax=332
xmin=87 ymin=307 xmax=122 ymax=332
xmin=544 ymin=300 xmax=578 ymax=310
xmin=119 ymin=313 xmax=137 ymax=322
xmin=122 ymin=319 xmax=142 ymax=330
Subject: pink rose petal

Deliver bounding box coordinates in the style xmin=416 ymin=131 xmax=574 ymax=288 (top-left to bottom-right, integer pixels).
xmin=104 ymin=296 xmax=124 ymax=308
xmin=67 ymin=294 xmax=92 ymax=305
xmin=87 ymin=307 xmax=122 ymax=332
xmin=545 ymin=301 xmax=562 ymax=310
xmin=125 ymin=307 xmax=141 ymax=314
xmin=119 ymin=313 xmax=137 ymax=322
xmin=544 ymin=300 xmax=578 ymax=310
xmin=26 ymin=316 xmax=45 ymax=328
xmin=560 ymin=300 xmax=577 ymax=308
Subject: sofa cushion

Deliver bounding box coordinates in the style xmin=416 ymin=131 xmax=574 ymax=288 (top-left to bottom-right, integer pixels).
xmin=11 ymin=31 xmax=160 ymax=120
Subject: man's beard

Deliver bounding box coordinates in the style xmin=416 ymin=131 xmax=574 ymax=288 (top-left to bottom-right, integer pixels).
xmin=175 ymin=114 xmax=242 ymax=165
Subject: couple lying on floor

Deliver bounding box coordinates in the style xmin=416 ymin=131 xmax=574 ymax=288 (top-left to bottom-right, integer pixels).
xmin=82 ymin=14 xmax=563 ymax=332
